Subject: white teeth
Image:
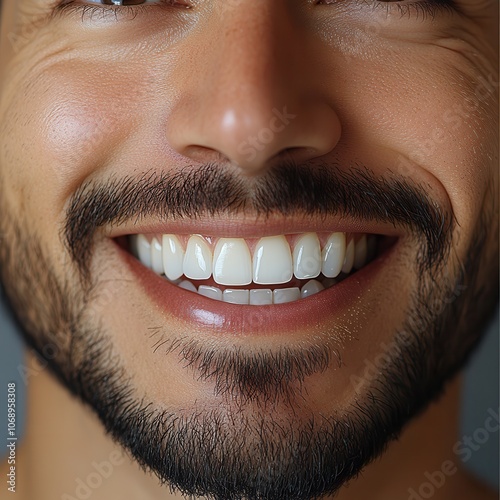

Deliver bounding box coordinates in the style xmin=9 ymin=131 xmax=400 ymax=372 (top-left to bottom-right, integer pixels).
xmin=223 ymin=289 xmax=250 ymax=305
xmin=321 ymin=232 xmax=346 ymax=278
xmin=253 ymin=236 xmax=293 ymax=285
xmin=354 ymin=235 xmax=367 ymax=269
xmin=136 ymin=234 xmax=152 ymax=269
xmin=178 ymin=280 xmax=197 ymax=292
xmin=162 ymin=234 xmax=185 ymax=281
xmin=151 ymin=238 xmax=164 ymax=275
xmin=342 ymin=238 xmax=355 ymax=274
xmin=273 ymin=287 xmax=301 ymax=304
xmin=183 ymin=235 xmax=212 ymax=280
xmin=300 ymin=279 xmax=324 ymax=299
xmin=213 ymin=238 xmax=252 ymax=286
xmin=133 ymin=231 xmax=379 ymax=304
xmin=196 ymin=285 xmax=319 ymax=304
xmin=293 ymin=233 xmax=321 ymax=280
xmin=249 ymin=289 xmax=273 ymax=305
xmin=198 ymin=285 xmax=223 ymax=301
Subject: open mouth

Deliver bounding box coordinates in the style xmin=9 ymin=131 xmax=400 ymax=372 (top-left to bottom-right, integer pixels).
xmin=126 ymin=232 xmax=383 ymax=305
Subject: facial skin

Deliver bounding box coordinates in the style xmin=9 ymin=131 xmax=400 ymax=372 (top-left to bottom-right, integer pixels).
xmin=0 ymin=1 xmax=498 ymax=499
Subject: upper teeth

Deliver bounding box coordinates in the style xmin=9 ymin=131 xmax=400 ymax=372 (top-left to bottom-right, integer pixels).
xmin=131 ymin=232 xmax=375 ymax=288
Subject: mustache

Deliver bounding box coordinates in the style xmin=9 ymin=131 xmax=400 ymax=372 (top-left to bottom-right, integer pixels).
xmin=64 ymin=161 xmax=454 ymax=280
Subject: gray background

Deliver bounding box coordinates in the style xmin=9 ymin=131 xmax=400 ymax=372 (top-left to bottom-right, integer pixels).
xmin=0 ymin=288 xmax=498 ymax=491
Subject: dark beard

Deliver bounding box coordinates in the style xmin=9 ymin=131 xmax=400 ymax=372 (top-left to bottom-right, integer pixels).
xmin=0 ymin=165 xmax=497 ymax=500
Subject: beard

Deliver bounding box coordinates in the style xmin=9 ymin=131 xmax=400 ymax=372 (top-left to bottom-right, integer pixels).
xmin=0 ymin=162 xmax=497 ymax=500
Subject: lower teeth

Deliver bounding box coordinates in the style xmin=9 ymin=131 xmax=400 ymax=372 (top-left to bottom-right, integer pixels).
xmin=168 ymin=274 xmax=345 ymax=305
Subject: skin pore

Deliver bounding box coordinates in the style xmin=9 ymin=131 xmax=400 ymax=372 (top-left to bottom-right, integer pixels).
xmin=0 ymin=1 xmax=498 ymax=499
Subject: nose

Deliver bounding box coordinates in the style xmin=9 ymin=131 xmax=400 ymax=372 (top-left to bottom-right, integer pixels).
xmin=166 ymin=1 xmax=342 ymax=175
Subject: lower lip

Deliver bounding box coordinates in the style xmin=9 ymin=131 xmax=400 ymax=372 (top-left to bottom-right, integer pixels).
xmin=117 ymin=240 xmax=395 ymax=337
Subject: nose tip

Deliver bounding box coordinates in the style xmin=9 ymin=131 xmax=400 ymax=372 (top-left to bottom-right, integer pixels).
xmin=169 ymin=99 xmax=342 ymax=175
xmin=220 ymin=104 xmax=341 ymax=173
xmin=222 ymin=106 xmax=297 ymax=170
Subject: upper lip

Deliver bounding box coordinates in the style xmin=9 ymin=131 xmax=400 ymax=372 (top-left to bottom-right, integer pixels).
xmin=104 ymin=214 xmax=406 ymax=239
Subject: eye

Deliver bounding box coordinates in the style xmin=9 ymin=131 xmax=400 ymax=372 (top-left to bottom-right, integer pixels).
xmin=53 ymin=0 xmax=192 ymax=20
xmin=84 ymin=0 xmax=159 ymax=4
xmin=54 ymin=0 xmax=191 ymax=11
xmin=63 ymin=0 xmax=180 ymax=4
xmin=316 ymin=0 xmax=456 ymax=18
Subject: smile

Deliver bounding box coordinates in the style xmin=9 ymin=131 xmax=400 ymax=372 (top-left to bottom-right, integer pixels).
xmin=129 ymin=232 xmax=381 ymax=305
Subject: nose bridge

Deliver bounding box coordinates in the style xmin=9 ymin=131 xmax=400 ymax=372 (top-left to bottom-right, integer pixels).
xmin=166 ymin=1 xmax=341 ymax=173
xmin=209 ymin=5 xmax=300 ymax=165
xmin=204 ymin=2 xmax=299 ymax=139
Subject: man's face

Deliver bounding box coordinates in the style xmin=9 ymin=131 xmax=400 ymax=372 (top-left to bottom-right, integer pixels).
xmin=0 ymin=1 xmax=498 ymax=498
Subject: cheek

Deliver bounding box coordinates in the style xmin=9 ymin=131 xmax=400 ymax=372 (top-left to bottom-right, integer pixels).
xmin=0 ymin=61 xmax=145 ymax=240
xmin=337 ymin=50 xmax=498 ymax=256
xmin=38 ymin=64 xmax=142 ymax=197
xmin=399 ymin=77 xmax=497 ymax=254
